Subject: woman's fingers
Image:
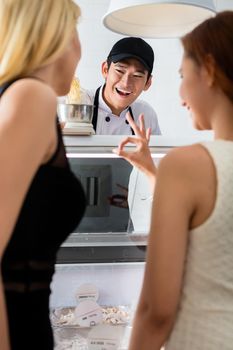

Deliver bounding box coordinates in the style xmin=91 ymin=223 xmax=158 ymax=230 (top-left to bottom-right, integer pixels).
xmin=146 ymin=127 xmax=151 ymax=142
xmin=112 ymin=113 xmax=151 ymax=164
xmin=126 ymin=112 xmax=141 ymax=136
xmin=112 ymin=147 xmax=131 ymax=160
xmin=114 ymin=136 xmax=141 ymax=151
xmin=126 ymin=112 xmax=148 ymax=140
xmin=138 ymin=114 xmax=146 ymax=134
xmin=138 ymin=114 xmax=150 ymax=143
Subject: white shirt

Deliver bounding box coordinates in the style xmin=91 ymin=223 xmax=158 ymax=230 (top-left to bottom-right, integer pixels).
xmin=88 ymin=86 xmax=161 ymax=135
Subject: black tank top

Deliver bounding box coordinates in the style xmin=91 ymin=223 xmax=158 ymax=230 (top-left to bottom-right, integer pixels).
xmin=0 ymin=79 xmax=86 ymax=349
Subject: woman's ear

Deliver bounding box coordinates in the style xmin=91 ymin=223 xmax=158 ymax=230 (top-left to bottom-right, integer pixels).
xmin=101 ymin=61 xmax=109 ymax=80
xmin=204 ymin=54 xmax=216 ymax=87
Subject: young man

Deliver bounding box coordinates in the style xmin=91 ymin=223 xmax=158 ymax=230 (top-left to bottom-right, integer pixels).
xmin=91 ymin=37 xmax=161 ymax=135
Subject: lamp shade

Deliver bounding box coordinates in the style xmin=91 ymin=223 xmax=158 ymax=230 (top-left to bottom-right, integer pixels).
xmin=102 ymin=0 xmax=216 ymax=38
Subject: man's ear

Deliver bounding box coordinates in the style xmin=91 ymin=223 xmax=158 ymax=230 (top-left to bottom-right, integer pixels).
xmin=101 ymin=61 xmax=109 ymax=79
xmin=143 ymin=75 xmax=152 ymax=91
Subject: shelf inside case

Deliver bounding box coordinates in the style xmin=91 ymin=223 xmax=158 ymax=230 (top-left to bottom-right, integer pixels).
xmin=57 ymin=233 xmax=147 ymax=264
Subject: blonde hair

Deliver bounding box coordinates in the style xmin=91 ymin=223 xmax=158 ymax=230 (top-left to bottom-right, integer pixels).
xmin=0 ymin=0 xmax=81 ymax=85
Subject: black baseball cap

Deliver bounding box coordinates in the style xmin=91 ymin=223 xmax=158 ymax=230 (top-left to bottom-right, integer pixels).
xmin=107 ymin=37 xmax=154 ymax=75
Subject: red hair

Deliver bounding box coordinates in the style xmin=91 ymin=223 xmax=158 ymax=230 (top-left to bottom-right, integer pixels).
xmin=181 ymin=11 xmax=233 ymax=103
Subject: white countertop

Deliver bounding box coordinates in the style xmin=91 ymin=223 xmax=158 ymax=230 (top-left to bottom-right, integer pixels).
xmin=63 ymin=134 xmax=214 ymax=148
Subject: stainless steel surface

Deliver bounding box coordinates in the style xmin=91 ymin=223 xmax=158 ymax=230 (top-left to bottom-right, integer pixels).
xmin=57 ymin=103 xmax=94 ymax=124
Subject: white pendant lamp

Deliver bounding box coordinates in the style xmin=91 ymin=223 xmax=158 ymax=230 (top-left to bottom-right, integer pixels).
xmin=102 ymin=0 xmax=216 ymax=38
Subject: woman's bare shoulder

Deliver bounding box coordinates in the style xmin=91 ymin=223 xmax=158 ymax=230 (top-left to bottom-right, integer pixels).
xmin=2 ymin=77 xmax=56 ymax=98
xmin=161 ymin=143 xmax=212 ymax=166
xmin=0 ymin=78 xmax=57 ymax=124
xmin=158 ymin=143 xmax=214 ymax=181
xmin=0 ymin=78 xmax=58 ymax=157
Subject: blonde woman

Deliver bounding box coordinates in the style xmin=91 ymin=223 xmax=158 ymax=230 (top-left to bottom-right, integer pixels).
xmin=0 ymin=1 xmax=86 ymax=349
xmin=115 ymin=11 xmax=233 ymax=350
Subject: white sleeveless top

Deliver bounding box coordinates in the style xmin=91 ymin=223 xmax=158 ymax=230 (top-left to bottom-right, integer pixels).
xmin=165 ymin=140 xmax=233 ymax=350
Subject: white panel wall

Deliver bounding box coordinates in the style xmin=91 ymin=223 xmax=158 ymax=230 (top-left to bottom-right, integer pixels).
xmin=73 ymin=0 xmax=233 ymax=137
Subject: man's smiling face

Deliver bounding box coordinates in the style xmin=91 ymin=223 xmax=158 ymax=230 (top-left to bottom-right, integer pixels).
xmin=102 ymin=58 xmax=152 ymax=116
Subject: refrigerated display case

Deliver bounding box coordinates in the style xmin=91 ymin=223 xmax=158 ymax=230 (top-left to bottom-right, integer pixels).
xmin=50 ymin=134 xmax=212 ymax=349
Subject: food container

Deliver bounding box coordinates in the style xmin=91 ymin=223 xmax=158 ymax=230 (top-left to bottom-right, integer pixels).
xmin=57 ymin=103 xmax=94 ymax=124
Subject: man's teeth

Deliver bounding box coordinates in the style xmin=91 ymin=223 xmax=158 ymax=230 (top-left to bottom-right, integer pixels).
xmin=116 ymin=88 xmax=131 ymax=95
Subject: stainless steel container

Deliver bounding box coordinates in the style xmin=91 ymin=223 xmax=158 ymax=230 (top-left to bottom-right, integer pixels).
xmin=57 ymin=103 xmax=94 ymax=124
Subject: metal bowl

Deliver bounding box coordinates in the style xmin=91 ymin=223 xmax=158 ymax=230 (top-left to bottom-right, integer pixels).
xmin=57 ymin=103 xmax=94 ymax=124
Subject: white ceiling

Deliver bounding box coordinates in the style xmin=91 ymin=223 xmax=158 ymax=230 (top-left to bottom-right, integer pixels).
xmin=214 ymin=0 xmax=233 ymax=10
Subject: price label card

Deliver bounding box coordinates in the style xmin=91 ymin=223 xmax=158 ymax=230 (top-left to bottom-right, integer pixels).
xmin=88 ymin=324 xmax=124 ymax=350
xmin=76 ymin=283 xmax=99 ymax=303
xmin=75 ymin=300 xmax=102 ymax=327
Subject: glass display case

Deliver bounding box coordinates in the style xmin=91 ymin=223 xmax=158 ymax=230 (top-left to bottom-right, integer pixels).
xmin=50 ymin=134 xmax=212 ymax=350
